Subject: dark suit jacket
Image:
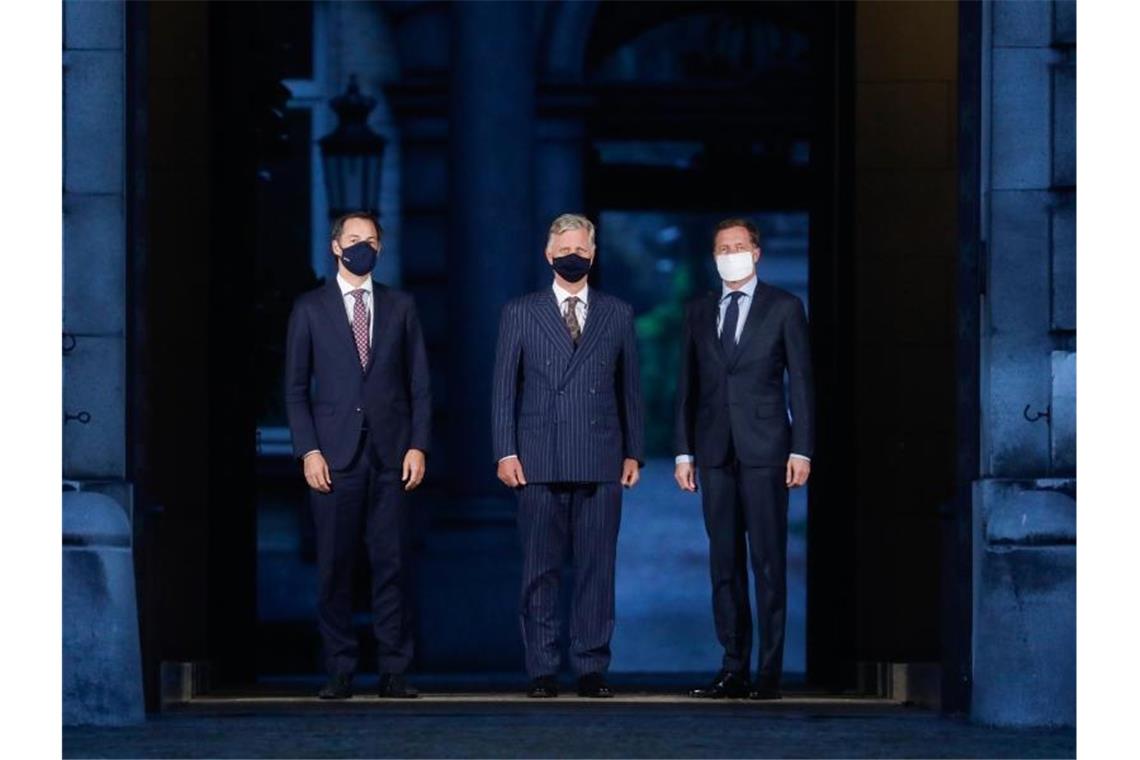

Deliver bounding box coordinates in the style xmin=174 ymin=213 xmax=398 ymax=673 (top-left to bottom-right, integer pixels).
xmin=491 ymin=288 xmax=645 ymax=483
xmin=284 ymin=279 xmax=431 ymax=471
xmin=673 ymin=281 xmax=814 ymax=468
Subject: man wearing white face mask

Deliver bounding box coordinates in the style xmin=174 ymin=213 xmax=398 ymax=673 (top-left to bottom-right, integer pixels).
xmin=673 ymin=217 xmax=814 ymax=701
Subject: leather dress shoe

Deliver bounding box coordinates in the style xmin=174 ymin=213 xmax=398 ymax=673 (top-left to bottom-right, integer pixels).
xmin=527 ymin=675 xmax=559 ymax=698
xmin=748 ymin=685 xmax=783 ymax=701
xmin=378 ymin=673 xmax=419 ymax=698
xmin=318 ymin=674 xmax=353 ymax=700
xmin=577 ymin=672 xmax=614 ymax=698
xmin=689 ymin=670 xmax=751 ymax=699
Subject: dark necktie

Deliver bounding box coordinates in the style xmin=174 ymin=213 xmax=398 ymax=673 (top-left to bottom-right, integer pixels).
xmin=349 ymin=289 xmax=370 ymax=370
xmin=720 ymin=291 xmax=745 ymax=354
xmin=563 ymin=296 xmax=582 ymax=344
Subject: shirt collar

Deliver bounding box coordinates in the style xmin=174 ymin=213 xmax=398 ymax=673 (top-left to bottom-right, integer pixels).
xmin=552 ymin=280 xmax=589 ymax=306
xmin=337 ymin=272 xmax=373 ymax=297
xmin=720 ymin=274 xmax=758 ymax=302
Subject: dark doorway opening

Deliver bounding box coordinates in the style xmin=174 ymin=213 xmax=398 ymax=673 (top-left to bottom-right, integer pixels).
xmin=129 ymin=0 xmax=967 ymax=706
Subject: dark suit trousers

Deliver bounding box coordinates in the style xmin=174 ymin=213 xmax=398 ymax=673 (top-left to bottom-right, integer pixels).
xmin=700 ymin=460 xmax=789 ymax=687
xmin=310 ymin=429 xmax=413 ymax=677
xmin=516 ymin=482 xmax=622 ymax=678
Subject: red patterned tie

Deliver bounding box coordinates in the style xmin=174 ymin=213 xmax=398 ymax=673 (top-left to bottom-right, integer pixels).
xmin=349 ymin=289 xmax=369 ymax=370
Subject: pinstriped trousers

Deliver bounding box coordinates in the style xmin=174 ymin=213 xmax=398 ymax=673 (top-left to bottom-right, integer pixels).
xmin=516 ymin=481 xmax=622 ymax=678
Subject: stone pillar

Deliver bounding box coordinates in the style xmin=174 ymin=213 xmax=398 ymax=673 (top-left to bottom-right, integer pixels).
xmin=971 ymin=0 xmax=1076 ymax=727
xmin=63 ymin=491 xmax=144 ymax=725
xmin=63 ymin=0 xmax=127 ymax=486
xmin=62 ymin=0 xmax=143 ymax=724
xmin=448 ymin=1 xmax=536 ymax=502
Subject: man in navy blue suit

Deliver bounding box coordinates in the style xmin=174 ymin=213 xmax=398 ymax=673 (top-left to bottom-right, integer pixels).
xmin=284 ymin=211 xmax=431 ymax=700
xmin=491 ymin=213 xmax=645 ymax=699
xmin=674 ymin=218 xmax=814 ymax=701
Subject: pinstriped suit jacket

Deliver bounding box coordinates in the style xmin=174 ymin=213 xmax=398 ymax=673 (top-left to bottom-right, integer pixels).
xmin=491 ymin=288 xmax=645 ymax=483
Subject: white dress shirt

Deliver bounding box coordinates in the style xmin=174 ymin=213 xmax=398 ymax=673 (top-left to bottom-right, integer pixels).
xmin=716 ymin=274 xmax=757 ymax=343
xmin=336 ymin=272 xmax=373 ymax=344
xmin=552 ymin=279 xmax=589 ymax=330
xmin=499 ymin=281 xmax=591 ymax=464
xmin=676 ymin=275 xmax=810 ymax=466
xmin=303 ymin=274 xmax=374 ymax=461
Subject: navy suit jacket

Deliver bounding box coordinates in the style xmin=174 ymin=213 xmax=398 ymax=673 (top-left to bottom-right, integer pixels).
xmin=492 ymin=288 xmax=645 ymax=484
xmin=673 ymin=281 xmax=814 ymax=468
xmin=284 ymin=279 xmax=431 ymax=471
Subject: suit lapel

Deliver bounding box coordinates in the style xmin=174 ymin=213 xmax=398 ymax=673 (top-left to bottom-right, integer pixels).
xmin=321 ymin=279 xmax=363 ymax=369
xmin=363 ymin=281 xmax=390 ymax=377
xmin=535 ymin=289 xmax=576 ymax=359
xmin=728 ymin=280 xmax=777 ymax=368
xmin=699 ymin=292 xmax=727 ymax=365
xmin=562 ymin=291 xmax=613 ymax=383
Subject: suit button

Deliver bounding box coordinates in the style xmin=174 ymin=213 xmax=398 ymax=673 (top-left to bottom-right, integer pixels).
xmin=558 ymin=390 xmax=565 ymax=396
xmin=355 ymin=408 xmax=362 ymax=413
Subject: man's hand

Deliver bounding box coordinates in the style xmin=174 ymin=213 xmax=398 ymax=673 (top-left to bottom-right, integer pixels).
xmin=621 ymin=458 xmax=641 ymax=488
xmin=303 ymin=451 xmax=332 ymax=493
xmin=674 ymin=461 xmax=697 ymax=492
xmin=402 ymin=449 xmax=426 ymax=491
xmin=497 ymin=456 xmax=528 ymax=488
xmin=786 ymin=457 xmax=811 ymax=488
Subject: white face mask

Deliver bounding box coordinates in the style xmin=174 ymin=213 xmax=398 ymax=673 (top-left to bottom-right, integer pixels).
xmin=715 ymin=251 xmax=755 ymax=282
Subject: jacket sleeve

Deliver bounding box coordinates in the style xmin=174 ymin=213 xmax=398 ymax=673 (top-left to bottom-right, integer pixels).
xmin=673 ymin=302 xmax=697 ymax=459
xmin=617 ymin=304 xmax=645 ymax=466
xmin=284 ymin=299 xmax=319 ymax=459
xmin=491 ymin=300 xmax=523 ymax=463
xmin=783 ymin=297 xmax=815 ymax=459
xmin=404 ymin=296 xmax=433 ymax=453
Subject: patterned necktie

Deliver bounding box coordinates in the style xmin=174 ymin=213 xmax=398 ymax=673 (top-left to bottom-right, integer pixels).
xmin=720 ymin=290 xmax=745 ymax=354
xmin=563 ymin=296 xmax=582 ymax=344
xmin=349 ymin=289 xmax=370 ymax=370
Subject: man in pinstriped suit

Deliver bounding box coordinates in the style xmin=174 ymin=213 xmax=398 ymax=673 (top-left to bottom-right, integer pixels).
xmin=491 ymin=213 xmax=645 ymax=699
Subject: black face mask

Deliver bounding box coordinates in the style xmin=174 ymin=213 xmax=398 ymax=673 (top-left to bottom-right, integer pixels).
xmin=551 ymin=253 xmax=592 ymax=283
xmin=339 ymin=241 xmax=378 ymax=276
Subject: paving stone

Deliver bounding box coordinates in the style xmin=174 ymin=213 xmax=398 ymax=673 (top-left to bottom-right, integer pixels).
xmin=63 ymin=699 xmax=1075 ymax=758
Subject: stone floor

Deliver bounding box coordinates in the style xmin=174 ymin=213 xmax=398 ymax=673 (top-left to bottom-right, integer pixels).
xmin=63 ymin=690 xmax=1075 ymax=758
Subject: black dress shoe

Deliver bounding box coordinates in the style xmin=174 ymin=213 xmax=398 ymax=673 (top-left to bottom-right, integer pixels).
xmin=527 ymin=675 xmax=559 ymax=698
xmin=748 ymin=685 xmax=782 ymax=701
xmin=378 ymin=673 xmax=419 ymax=699
xmin=689 ymin=670 xmax=751 ymax=699
xmin=318 ymin=674 xmax=353 ymax=700
xmin=577 ymin=672 xmax=614 ymax=698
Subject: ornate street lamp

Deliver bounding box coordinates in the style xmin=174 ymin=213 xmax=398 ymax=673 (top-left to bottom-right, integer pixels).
xmin=318 ymin=75 xmax=387 ymax=219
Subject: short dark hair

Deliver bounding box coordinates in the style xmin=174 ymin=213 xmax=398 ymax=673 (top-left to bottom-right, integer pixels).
xmin=330 ymin=211 xmax=383 ymax=242
xmin=712 ymin=217 xmax=762 ymax=249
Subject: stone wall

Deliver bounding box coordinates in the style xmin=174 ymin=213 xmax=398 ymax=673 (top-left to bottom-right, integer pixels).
xmin=971 ymin=0 xmax=1076 ymax=728
xmin=62 ymin=0 xmax=143 ymax=725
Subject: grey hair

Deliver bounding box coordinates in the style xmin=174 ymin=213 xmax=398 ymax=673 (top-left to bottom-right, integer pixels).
xmin=546 ymin=213 xmax=596 ymax=252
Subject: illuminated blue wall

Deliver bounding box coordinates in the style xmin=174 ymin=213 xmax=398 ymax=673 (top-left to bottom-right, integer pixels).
xmin=971 ymin=0 xmax=1076 ymax=728
xmin=61 ymin=0 xmax=143 ymax=725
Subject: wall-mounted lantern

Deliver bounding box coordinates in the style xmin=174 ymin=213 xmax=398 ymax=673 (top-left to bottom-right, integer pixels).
xmin=318 ymin=75 xmax=386 ymax=219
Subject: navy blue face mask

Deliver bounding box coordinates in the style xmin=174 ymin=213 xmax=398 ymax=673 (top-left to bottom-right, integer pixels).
xmin=339 ymin=241 xmax=378 ymax=276
xmin=551 ymin=253 xmax=592 ymax=283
